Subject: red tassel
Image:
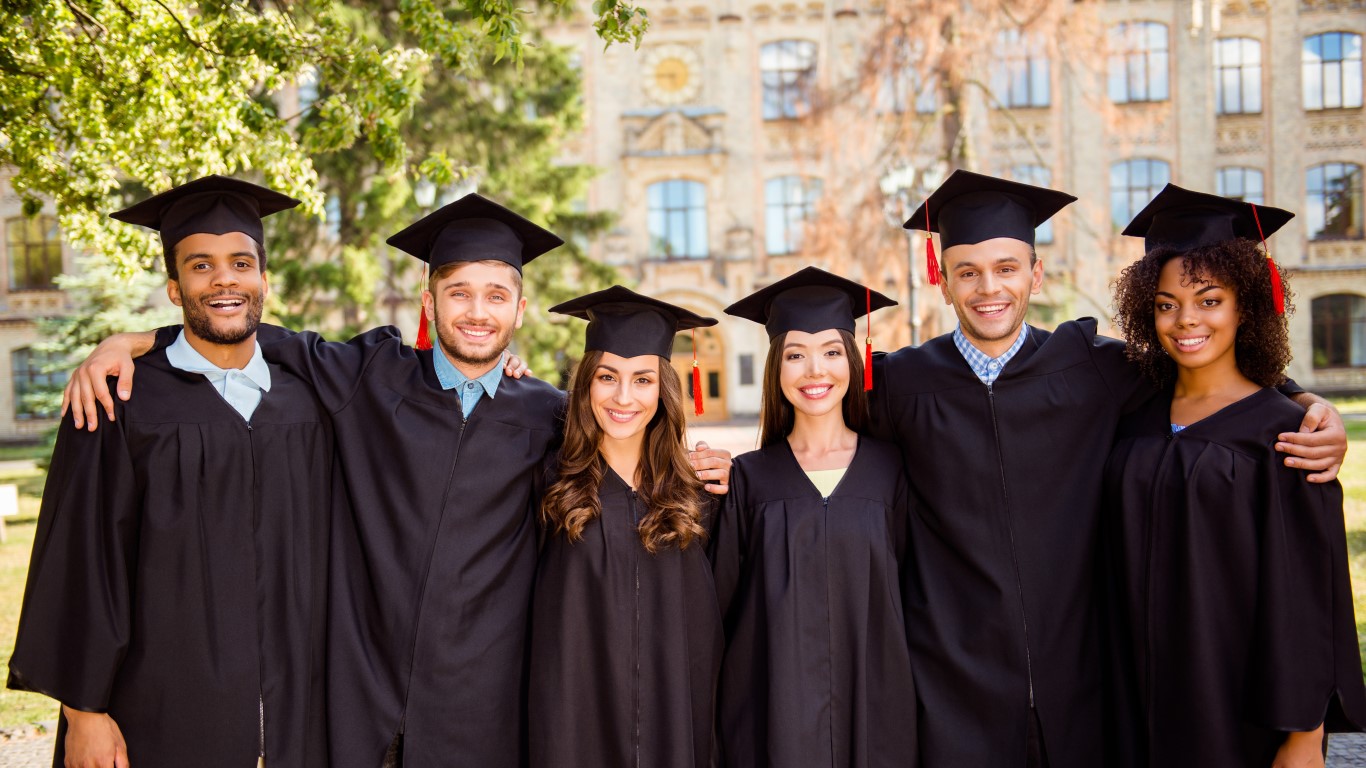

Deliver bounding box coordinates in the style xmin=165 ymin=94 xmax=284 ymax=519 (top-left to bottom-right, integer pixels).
xmin=1267 ymin=257 xmax=1286 ymax=315
xmin=864 ymin=287 xmax=874 ymax=392
xmin=691 ymin=329 xmax=704 ymax=416
xmin=925 ymin=205 xmax=941 ymax=286
xmin=1249 ymin=202 xmax=1285 ymax=315
xmin=415 ymin=306 xmax=433 ymax=350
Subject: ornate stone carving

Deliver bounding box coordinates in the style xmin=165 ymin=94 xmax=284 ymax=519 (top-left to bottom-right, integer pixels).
xmin=1216 ymin=116 xmax=1264 ymax=155
xmin=623 ymin=108 xmax=724 ymax=157
xmin=1305 ymin=114 xmax=1364 ymax=151
xmin=1306 ymin=240 xmax=1366 ymax=267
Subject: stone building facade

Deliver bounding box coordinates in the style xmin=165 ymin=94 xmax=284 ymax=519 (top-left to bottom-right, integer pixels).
xmin=548 ymin=0 xmax=1366 ymax=418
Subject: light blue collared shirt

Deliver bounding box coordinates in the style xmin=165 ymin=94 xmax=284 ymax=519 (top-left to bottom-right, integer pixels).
xmin=953 ymin=324 xmax=1031 ymax=387
xmin=432 ymin=347 xmax=503 ymax=419
xmin=165 ymin=330 xmax=272 ymax=421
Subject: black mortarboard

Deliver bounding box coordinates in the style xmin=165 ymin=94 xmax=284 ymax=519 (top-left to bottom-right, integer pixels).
xmin=904 ymin=169 xmax=1076 ymax=250
xmin=386 ymin=193 xmax=563 ymax=273
xmin=549 ymin=285 xmax=717 ymax=360
xmin=1120 ymin=183 xmax=1294 ymax=253
xmin=110 ymin=175 xmax=300 ymax=252
xmin=725 ymin=267 xmax=897 ymax=391
xmin=723 ymin=266 xmax=897 ymax=340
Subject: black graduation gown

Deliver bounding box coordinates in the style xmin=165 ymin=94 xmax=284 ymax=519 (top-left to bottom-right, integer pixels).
xmin=1102 ymin=388 xmax=1366 ymax=767
xmin=528 ymin=465 xmax=722 ymax=768
xmin=247 ymin=324 xmax=566 ymax=768
xmin=871 ymin=319 xmax=1150 ymax=768
xmin=709 ymin=437 xmax=917 ymax=768
xmin=8 ymin=350 xmax=332 ymax=768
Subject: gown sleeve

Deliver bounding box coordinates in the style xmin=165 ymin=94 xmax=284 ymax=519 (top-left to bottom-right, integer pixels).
xmin=1245 ymin=460 xmax=1366 ymax=732
xmin=1084 ymin=323 xmax=1156 ymax=416
xmin=708 ymin=459 xmax=751 ymax=624
xmin=7 ymin=403 xmax=140 ymax=713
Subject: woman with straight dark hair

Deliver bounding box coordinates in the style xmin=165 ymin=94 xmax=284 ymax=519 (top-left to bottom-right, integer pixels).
xmin=528 ymin=286 xmax=723 ymax=768
xmin=1105 ymin=185 xmax=1366 ymax=768
xmin=711 ymin=267 xmax=917 ymax=767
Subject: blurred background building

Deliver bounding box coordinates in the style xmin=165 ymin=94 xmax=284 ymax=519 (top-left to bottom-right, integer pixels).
xmin=548 ymin=0 xmax=1366 ymax=418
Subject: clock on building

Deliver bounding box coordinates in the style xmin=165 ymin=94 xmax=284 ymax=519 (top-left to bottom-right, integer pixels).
xmin=640 ymin=44 xmax=703 ymax=106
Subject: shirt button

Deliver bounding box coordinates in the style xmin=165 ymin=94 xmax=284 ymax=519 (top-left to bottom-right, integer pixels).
xmin=467 ymin=382 xmax=477 ymax=389
xmin=988 ymin=361 xmax=1000 ymax=369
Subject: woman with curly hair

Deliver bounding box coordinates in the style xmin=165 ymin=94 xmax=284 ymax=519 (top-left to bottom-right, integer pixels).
xmin=1105 ymin=185 xmax=1366 ymax=768
xmin=528 ymin=286 xmax=722 ymax=768
xmin=712 ymin=267 xmax=917 ymax=767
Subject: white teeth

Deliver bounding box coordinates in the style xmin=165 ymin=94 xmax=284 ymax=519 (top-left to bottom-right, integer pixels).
xmin=803 ymin=386 xmax=831 ymax=396
xmin=976 ymin=304 xmax=1007 ymax=313
xmin=1176 ymin=337 xmax=1207 ymax=347
xmin=463 ymin=329 xmax=492 ymax=337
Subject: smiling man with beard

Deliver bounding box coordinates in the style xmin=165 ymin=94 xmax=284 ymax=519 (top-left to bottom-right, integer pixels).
xmin=9 ymin=176 xmax=333 ymax=768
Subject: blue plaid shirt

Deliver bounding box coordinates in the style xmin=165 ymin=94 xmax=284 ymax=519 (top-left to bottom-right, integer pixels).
xmin=432 ymin=347 xmax=504 ymax=419
xmin=952 ymin=324 xmax=1030 ymax=386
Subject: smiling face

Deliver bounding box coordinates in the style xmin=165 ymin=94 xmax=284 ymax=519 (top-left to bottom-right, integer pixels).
xmin=422 ymin=260 xmax=526 ymax=373
xmin=588 ymin=351 xmax=662 ymax=447
xmin=938 ymin=237 xmax=1043 ymax=357
xmin=778 ymin=328 xmax=851 ymax=421
xmin=1153 ymin=256 xmax=1243 ymax=377
xmin=167 ymin=231 xmax=268 ymax=348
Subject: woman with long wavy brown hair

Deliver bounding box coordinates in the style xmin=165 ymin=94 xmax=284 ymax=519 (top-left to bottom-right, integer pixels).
xmin=711 ymin=267 xmax=918 ymax=768
xmin=528 ymin=286 xmax=723 ymax=768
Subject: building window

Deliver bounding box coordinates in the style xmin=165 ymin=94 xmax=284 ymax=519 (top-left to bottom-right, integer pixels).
xmin=1312 ymin=294 xmax=1366 ymax=368
xmin=1110 ymin=159 xmax=1171 ymax=229
xmin=1303 ymin=32 xmax=1363 ymax=111
xmin=738 ymin=353 xmax=755 ymax=386
xmin=647 ymin=180 xmax=708 ymax=259
xmin=991 ymin=28 xmax=1050 ymax=109
xmin=765 ymin=176 xmax=823 ymax=255
xmin=761 ymin=40 xmax=817 ymax=121
xmin=1214 ymin=37 xmax=1262 ymax=115
xmin=1307 ymin=163 xmax=1363 ymax=240
xmin=1108 ymin=22 xmax=1169 ymax=104
xmin=1216 ymin=167 xmax=1265 ymax=205
xmin=1010 ymin=165 xmax=1056 ymax=244
xmin=5 ymin=215 xmax=62 ymax=291
xmin=12 ymin=347 xmax=62 ymax=420
xmin=877 ymin=39 xmax=938 ymax=115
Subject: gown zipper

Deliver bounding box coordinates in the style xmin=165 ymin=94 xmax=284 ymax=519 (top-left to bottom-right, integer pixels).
xmin=986 ymin=382 xmax=1036 ymax=708
xmin=629 ymin=488 xmax=642 ymax=768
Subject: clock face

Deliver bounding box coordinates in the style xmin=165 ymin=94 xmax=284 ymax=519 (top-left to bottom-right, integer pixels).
xmin=642 ymin=44 xmax=703 ymax=105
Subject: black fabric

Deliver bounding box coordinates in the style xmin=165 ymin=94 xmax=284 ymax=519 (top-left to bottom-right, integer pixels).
xmin=1120 ymin=183 xmax=1293 ymax=253
xmin=8 ymin=351 xmax=331 ymax=768
xmin=251 ymin=325 xmax=566 ymax=768
xmin=528 ymin=463 xmax=721 ymax=768
xmin=549 ymin=285 xmax=717 ymax=360
xmin=903 ymin=170 xmax=1076 ymax=249
xmin=870 ymin=319 xmax=1153 ymax=768
xmin=709 ymin=438 xmax=917 ymax=767
xmin=109 ymin=174 xmax=299 ymax=252
xmin=385 ymin=193 xmax=563 ymax=272
xmin=1102 ymin=388 xmax=1366 ymax=767
xmin=723 ymin=267 xmax=898 ymax=340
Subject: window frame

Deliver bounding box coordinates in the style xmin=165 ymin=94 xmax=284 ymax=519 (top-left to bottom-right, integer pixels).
xmin=764 ymin=176 xmax=823 ymax=256
xmin=992 ymin=28 xmax=1051 ymax=109
xmin=1311 ymin=293 xmax=1366 ymax=369
xmin=760 ymin=40 xmax=819 ymax=121
xmin=1108 ymin=21 xmax=1171 ymax=105
xmin=5 ymin=215 xmax=63 ymax=292
xmin=1110 ymin=158 xmax=1172 ymax=229
xmin=1303 ymin=31 xmax=1364 ymax=111
xmin=1215 ymin=167 xmax=1265 ymax=206
xmin=646 ymin=180 xmax=709 ymax=260
xmin=1214 ymin=37 xmax=1263 ymax=115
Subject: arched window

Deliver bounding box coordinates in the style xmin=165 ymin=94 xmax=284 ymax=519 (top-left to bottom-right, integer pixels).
xmin=1110 ymin=159 xmax=1171 ymax=228
xmin=1303 ymin=32 xmax=1363 ymax=111
xmin=1216 ymin=167 xmax=1264 ymax=205
xmin=647 ymin=180 xmax=708 ymax=259
xmin=5 ymin=215 xmax=62 ymax=291
xmin=992 ymin=28 xmax=1050 ymax=109
xmin=764 ymin=176 xmax=823 ymax=255
xmin=1215 ymin=37 xmax=1262 ymax=115
xmin=1010 ymin=165 xmax=1056 ymax=243
xmin=760 ymin=40 xmax=818 ymax=121
xmin=1108 ymin=22 xmax=1169 ymax=104
xmin=1312 ymin=294 xmax=1366 ymax=368
xmin=1307 ymin=162 xmax=1363 ymax=239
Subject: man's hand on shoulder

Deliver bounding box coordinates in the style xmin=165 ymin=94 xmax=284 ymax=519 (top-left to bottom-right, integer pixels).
xmin=689 ymin=441 xmax=732 ymax=495
xmin=61 ymin=331 xmax=156 ymax=431
xmin=1278 ymin=396 xmax=1347 ymax=483
xmin=62 ymin=705 xmax=130 ymax=768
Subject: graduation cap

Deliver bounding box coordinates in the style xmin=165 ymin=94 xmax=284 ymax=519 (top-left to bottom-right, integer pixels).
xmin=903 ymin=170 xmax=1076 ymax=287
xmin=549 ymin=286 xmax=718 ymax=415
xmin=724 ymin=266 xmax=898 ymax=391
xmin=387 ymin=193 xmax=564 ymax=349
xmin=1121 ymin=183 xmax=1294 ymax=313
xmin=110 ymin=174 xmax=300 ymax=253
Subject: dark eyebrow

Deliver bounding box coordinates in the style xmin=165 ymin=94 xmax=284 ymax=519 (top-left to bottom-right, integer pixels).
xmin=1195 ymin=284 xmax=1223 ymax=295
xmin=182 ymin=251 xmax=257 ymax=261
xmin=449 ymin=280 xmax=514 ymax=293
